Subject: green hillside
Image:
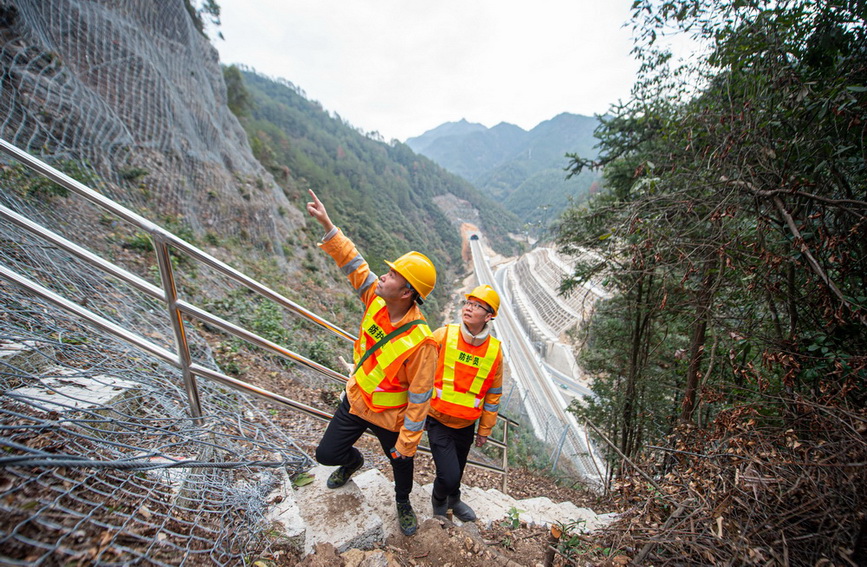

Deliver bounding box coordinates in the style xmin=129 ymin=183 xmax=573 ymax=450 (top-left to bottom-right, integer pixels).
xmin=229 ymin=67 xmax=524 ymax=312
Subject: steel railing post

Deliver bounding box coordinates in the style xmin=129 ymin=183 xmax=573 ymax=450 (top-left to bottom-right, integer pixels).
xmin=152 ymin=234 xmax=202 ymax=422
xmin=501 ymin=418 xmax=509 ymax=493
xmin=551 ymin=426 xmax=568 ymax=472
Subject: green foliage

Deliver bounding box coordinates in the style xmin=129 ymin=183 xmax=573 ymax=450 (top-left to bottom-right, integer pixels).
xmin=504 ymin=168 xmax=597 ymax=237
xmin=557 ymin=0 xmax=867 ymax=468
xmin=223 ymin=65 xmax=251 ymax=117
xmin=291 ymin=472 xmax=315 ymax=488
xmin=303 ymin=338 xmax=335 ymax=367
xmin=554 ymin=518 xmax=595 ymax=562
xmin=118 ymin=166 xmax=149 ymax=182
xmin=161 ymin=215 xmax=196 ymax=244
xmin=203 ymin=287 xmax=344 ymax=370
xmin=504 ymin=420 xmax=553 ymax=470
xmin=123 ymin=232 xmax=153 ymax=253
xmin=503 ymin=506 xmax=523 ymax=529
xmin=184 ymin=0 xmax=221 ymax=37
xmin=0 ymin=159 xmax=97 ymax=200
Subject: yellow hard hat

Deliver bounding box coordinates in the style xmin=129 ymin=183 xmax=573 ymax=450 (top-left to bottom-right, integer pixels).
xmin=385 ymin=251 xmax=436 ymax=302
xmin=465 ymin=284 xmax=499 ymax=317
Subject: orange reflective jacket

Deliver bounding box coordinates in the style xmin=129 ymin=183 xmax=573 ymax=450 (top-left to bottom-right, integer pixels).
xmin=430 ymin=324 xmax=501 ymax=421
xmin=353 ymin=296 xmax=432 ymax=411
xmin=319 ymin=228 xmax=436 ymax=456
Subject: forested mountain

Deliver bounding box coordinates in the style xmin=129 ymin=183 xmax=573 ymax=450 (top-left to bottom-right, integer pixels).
xmin=230 ymin=68 xmax=523 ymax=297
xmin=406 ymin=113 xmax=602 ymax=232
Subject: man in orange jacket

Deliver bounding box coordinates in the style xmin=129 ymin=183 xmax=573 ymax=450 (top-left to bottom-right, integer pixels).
xmin=427 ymin=284 xmax=503 ymax=522
xmin=306 ymin=189 xmax=437 ymax=536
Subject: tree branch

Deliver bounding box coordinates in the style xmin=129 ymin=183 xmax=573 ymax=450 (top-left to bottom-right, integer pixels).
xmin=772 ymin=195 xmax=867 ymax=325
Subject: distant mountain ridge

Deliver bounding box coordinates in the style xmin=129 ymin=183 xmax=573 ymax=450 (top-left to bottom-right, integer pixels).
xmin=405 ymin=119 xmax=488 ymax=155
xmin=406 ymin=113 xmax=603 ymax=232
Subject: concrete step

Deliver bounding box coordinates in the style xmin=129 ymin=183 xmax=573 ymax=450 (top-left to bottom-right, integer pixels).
xmin=282 ymin=465 xmax=386 ymax=555
xmin=516 ymin=496 xmax=614 ymax=531
xmin=458 ymin=485 xmax=611 ymax=531
xmin=262 ymin=470 xmax=306 ymax=551
xmin=0 ymin=339 xmax=55 ymax=377
xmin=460 ymin=485 xmax=520 ymax=527
xmin=268 ymin=462 xmax=616 ymax=555
xmin=6 ymin=363 xmax=139 ymax=413
xmin=352 ymin=467 xmax=432 ymax=540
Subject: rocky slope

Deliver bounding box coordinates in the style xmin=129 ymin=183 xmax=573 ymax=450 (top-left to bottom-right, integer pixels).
xmin=0 ymin=0 xmax=302 ymax=255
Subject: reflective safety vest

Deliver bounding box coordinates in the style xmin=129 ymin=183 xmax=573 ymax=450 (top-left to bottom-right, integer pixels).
xmin=352 ymin=296 xmax=432 ymax=412
xmin=431 ymin=324 xmax=501 ymax=420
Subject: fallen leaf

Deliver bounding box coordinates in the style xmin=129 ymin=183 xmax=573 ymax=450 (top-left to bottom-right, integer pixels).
xmin=292 ymin=472 xmax=315 ymax=488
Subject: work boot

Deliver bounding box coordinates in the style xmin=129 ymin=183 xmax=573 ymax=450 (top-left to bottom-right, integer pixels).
xmin=431 ymin=494 xmax=448 ymax=517
xmin=448 ymin=494 xmax=477 ymax=522
xmin=396 ymin=500 xmax=418 ymax=536
xmin=326 ymin=454 xmax=364 ymax=489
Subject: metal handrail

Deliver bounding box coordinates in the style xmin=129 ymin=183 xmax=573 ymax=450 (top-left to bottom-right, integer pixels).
xmin=0 ymin=139 xmax=357 ymax=344
xmin=0 ymin=139 xmax=514 ymax=480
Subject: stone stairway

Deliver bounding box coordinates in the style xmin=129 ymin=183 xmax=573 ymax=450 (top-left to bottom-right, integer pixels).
xmin=267 ymin=465 xmax=615 ymax=555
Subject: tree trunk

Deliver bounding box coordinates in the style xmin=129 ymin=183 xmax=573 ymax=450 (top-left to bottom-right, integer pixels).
xmin=620 ymin=274 xmax=643 ymax=459
xmin=621 ymin=269 xmax=655 ymax=460
xmin=681 ymin=256 xmax=718 ymax=423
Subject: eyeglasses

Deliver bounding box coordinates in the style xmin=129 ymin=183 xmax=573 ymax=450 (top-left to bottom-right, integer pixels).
xmin=463 ymin=300 xmax=492 ymax=314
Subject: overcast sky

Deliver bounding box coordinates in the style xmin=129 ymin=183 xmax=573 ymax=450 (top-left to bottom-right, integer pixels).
xmin=212 ymin=0 xmax=641 ymax=142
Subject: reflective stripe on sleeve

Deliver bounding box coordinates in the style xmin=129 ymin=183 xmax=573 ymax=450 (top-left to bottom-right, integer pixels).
xmin=357 ymin=272 xmax=377 ymax=296
xmin=484 ymin=402 xmax=499 ymax=412
xmin=408 ymin=390 xmax=432 ymax=404
xmin=341 ymin=254 xmax=365 ymax=276
xmin=403 ymin=416 xmax=425 ymax=432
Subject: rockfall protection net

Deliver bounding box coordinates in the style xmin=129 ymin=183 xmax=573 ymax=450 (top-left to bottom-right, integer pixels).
xmin=0 ymin=0 xmax=323 ymax=564
xmin=0 ymin=0 xmax=303 ymax=253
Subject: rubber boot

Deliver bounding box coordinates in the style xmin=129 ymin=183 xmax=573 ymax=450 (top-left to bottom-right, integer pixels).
xmin=448 ymin=494 xmax=477 ymax=522
xmin=431 ymin=494 xmax=448 ymax=517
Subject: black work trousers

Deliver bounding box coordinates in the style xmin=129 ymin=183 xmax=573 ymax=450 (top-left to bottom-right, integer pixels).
xmin=315 ymin=395 xmax=415 ymax=502
xmin=427 ymin=416 xmax=475 ymax=501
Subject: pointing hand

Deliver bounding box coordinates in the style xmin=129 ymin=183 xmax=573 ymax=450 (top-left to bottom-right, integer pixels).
xmin=306 ymin=189 xmax=335 ymax=233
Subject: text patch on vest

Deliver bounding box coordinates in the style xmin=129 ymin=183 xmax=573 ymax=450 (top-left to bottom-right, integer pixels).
xmin=457 ymin=352 xmax=482 ymax=367
xmin=366 ymin=323 xmax=386 ymax=342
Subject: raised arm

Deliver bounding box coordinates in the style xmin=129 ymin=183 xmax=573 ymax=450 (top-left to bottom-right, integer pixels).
xmin=306 ymin=189 xmax=335 ymax=234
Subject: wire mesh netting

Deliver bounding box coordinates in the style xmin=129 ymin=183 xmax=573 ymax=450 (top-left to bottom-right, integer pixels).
xmin=0 ymin=0 xmax=303 ymax=251
xmin=0 ymin=0 xmax=335 ymax=564
xmin=0 ymin=278 xmax=316 ymax=565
